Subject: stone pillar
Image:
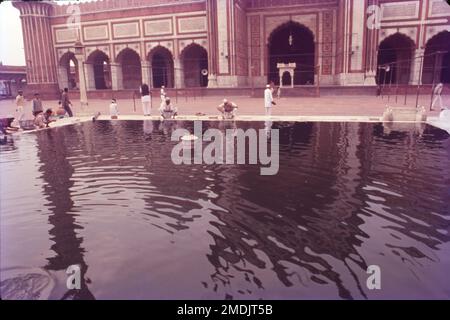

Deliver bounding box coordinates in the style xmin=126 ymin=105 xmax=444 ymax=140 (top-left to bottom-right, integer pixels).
xmin=75 ymin=52 xmax=88 ymax=108
xmin=336 ymin=0 xmax=367 ymax=85
xmin=174 ymin=58 xmax=184 ymax=88
xmin=13 ymin=1 xmax=59 ymax=98
xmin=206 ymin=0 xmax=218 ymax=87
xmin=364 ymin=0 xmax=380 ymax=85
xmin=85 ymin=62 xmax=95 ymax=91
xmin=141 ymin=61 xmax=151 ymax=86
xmin=409 ymin=48 xmax=424 ymax=85
xmin=111 ymin=63 xmax=123 ymax=90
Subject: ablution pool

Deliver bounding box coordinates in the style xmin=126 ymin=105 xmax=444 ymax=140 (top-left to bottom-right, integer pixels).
xmin=1 ymin=120 xmax=449 ymax=299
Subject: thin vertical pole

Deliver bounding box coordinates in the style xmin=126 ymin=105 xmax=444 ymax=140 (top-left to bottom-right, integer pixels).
xmin=415 ymin=54 xmax=424 ymax=110
xmin=404 ymin=83 xmax=407 ymax=105
xmin=316 ymin=65 xmax=320 ymax=97
xmin=429 ymin=51 xmax=440 ymax=110
xmin=388 ymin=63 xmax=393 ymax=102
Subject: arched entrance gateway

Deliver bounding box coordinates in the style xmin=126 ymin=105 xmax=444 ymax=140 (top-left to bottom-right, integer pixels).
xmin=376 ymin=33 xmax=415 ymax=85
xmin=181 ymin=43 xmax=208 ymax=88
xmin=268 ymin=22 xmax=315 ymax=86
xmin=59 ymin=52 xmax=79 ymax=90
xmin=86 ymin=50 xmax=111 ymax=90
xmin=117 ymin=48 xmax=142 ymax=90
xmin=422 ymin=31 xmax=450 ymax=84
xmin=149 ymin=46 xmax=174 ymax=88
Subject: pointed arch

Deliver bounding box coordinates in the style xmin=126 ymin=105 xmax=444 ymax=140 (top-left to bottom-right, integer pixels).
xmin=148 ymin=45 xmax=174 ymax=88
xmin=58 ymin=51 xmax=79 ymax=90
xmin=86 ymin=49 xmax=111 ymax=90
xmin=180 ymin=43 xmax=208 ymax=88
xmin=422 ymin=31 xmax=450 ymax=84
xmin=267 ymin=21 xmax=315 ymax=85
xmin=116 ymin=48 xmax=142 ymax=90
xmin=376 ymin=32 xmax=415 ymax=85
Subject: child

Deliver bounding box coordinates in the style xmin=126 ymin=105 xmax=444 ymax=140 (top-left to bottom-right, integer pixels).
xmin=109 ymin=98 xmax=119 ymax=119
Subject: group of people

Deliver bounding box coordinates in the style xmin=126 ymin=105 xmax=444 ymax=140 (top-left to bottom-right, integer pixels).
xmin=217 ymin=83 xmax=278 ymax=119
xmin=13 ymin=82 xmax=280 ymax=126
xmin=110 ymin=85 xmax=178 ymax=120
xmin=108 ymin=82 xmax=277 ymax=121
xmin=11 ymin=87 xmax=75 ymax=130
xmin=216 ymin=83 xmax=278 ymax=119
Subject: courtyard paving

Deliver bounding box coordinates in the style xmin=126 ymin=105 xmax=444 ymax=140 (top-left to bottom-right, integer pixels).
xmin=0 ymin=94 xmax=447 ymax=121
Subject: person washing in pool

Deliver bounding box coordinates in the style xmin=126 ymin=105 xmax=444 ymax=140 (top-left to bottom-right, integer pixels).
xmin=34 ymin=109 xmax=55 ymax=129
xmin=159 ymin=97 xmax=178 ymax=120
xmin=217 ymin=99 xmax=238 ymax=120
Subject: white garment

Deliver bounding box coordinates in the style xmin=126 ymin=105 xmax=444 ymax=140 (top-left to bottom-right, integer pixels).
xmin=109 ymin=102 xmax=119 ymax=117
xmin=141 ymin=95 xmax=151 ymax=115
xmin=431 ymin=95 xmax=443 ymax=110
xmin=159 ymin=103 xmax=177 ymax=119
xmin=14 ymin=106 xmax=24 ymax=121
xmin=265 ymin=107 xmax=272 ymax=117
xmin=264 ymin=88 xmax=273 ymax=108
xmin=439 ymin=110 xmax=450 ymax=121
xmin=160 ymin=89 xmax=166 ymax=102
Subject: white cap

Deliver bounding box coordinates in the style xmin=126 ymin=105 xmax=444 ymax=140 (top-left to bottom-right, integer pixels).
xmin=266 ymin=84 xmax=270 ymax=88
xmin=223 ymin=99 xmax=228 ymax=103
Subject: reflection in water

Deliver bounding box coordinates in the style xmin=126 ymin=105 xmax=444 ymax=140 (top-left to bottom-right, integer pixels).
xmin=1 ymin=121 xmax=449 ymax=299
xmin=36 ymin=127 xmax=95 ymax=300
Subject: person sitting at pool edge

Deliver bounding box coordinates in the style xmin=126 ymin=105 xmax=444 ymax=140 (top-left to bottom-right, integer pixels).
xmin=34 ymin=109 xmax=55 ymax=129
xmin=217 ymin=99 xmax=238 ymax=120
xmin=159 ymin=97 xmax=178 ymax=120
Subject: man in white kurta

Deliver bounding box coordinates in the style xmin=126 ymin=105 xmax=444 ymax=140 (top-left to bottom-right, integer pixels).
xmin=264 ymin=84 xmax=273 ymax=117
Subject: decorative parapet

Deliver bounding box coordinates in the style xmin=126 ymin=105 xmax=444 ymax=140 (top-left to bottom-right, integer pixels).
xmin=51 ymin=0 xmax=205 ymax=16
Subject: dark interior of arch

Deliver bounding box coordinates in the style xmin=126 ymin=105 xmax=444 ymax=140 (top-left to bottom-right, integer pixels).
xmin=376 ymin=33 xmax=414 ymax=85
xmin=268 ymin=22 xmax=315 ymax=86
xmin=182 ymin=44 xmax=208 ymax=88
xmin=61 ymin=53 xmax=78 ymax=90
xmin=119 ymin=49 xmax=142 ymax=90
xmin=151 ymin=48 xmax=174 ymax=88
xmin=423 ymin=31 xmax=450 ymax=84
xmin=90 ymin=51 xmax=111 ymax=90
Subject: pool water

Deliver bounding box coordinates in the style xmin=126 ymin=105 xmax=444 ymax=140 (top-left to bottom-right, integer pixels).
xmin=1 ymin=120 xmax=449 ymax=300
